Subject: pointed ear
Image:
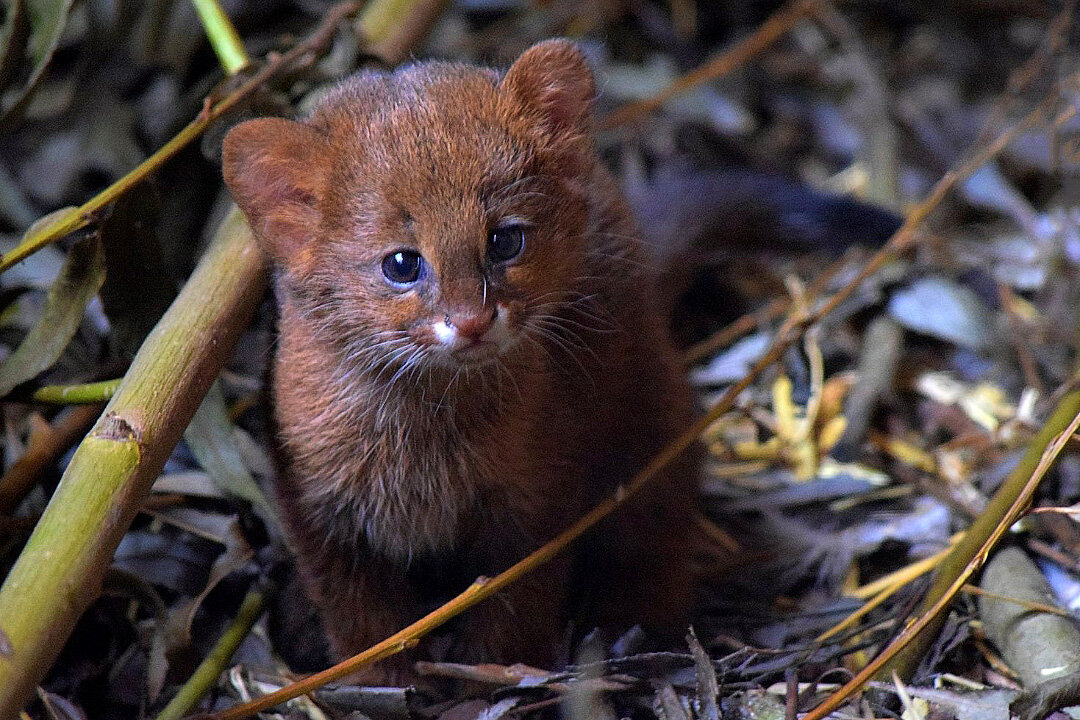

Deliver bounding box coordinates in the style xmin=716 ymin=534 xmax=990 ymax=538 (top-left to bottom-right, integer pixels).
xmin=500 ymin=39 xmax=595 ymax=141
xmin=222 ymin=118 xmax=332 ymax=266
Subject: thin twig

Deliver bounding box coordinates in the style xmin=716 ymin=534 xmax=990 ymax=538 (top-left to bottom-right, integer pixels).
xmin=851 ymin=534 xmax=962 ymax=599
xmin=976 ymin=0 xmax=1078 ymax=151
xmin=29 ymin=379 xmax=121 ymax=405
xmin=960 ymin=584 xmax=1070 ymax=618
xmin=683 ymin=248 xmax=853 ymax=367
xmin=1027 ymin=537 xmax=1080 ymax=575
xmin=0 ymin=0 xmax=363 ymax=273
xmin=599 ymin=0 xmax=815 ymax=129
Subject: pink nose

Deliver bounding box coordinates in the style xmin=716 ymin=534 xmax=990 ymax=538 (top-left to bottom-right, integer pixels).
xmin=447 ymin=308 xmax=495 ymax=341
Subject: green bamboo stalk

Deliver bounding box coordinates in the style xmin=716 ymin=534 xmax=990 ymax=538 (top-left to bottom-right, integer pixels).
xmin=357 ymin=0 xmax=417 ymax=41
xmin=598 ymin=0 xmax=812 ymax=130
xmin=190 ymin=0 xmax=249 ymax=75
xmin=154 ymin=589 xmax=266 ymax=720
xmin=31 ymin=379 xmax=120 ymax=404
xmin=0 ymin=208 xmax=268 ymax=715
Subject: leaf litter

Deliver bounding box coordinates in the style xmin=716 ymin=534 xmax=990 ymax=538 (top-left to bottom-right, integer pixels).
xmin=3 ymin=1 xmax=1080 ymax=719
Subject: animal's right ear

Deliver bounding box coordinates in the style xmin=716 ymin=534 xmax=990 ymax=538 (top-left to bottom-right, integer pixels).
xmin=222 ymin=118 xmax=331 ymax=265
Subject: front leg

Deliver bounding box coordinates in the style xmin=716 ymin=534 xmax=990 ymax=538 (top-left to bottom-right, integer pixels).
xmin=297 ymin=551 xmax=426 ymax=685
xmin=451 ymin=554 xmax=573 ymax=671
xmin=581 ymin=445 xmax=699 ymax=644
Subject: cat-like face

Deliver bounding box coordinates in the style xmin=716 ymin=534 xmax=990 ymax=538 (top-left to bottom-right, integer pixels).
xmin=224 ymin=40 xmax=598 ymax=378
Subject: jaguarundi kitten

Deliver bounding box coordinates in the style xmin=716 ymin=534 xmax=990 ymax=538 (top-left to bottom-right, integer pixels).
xmin=222 ymin=39 xmax=700 ymax=683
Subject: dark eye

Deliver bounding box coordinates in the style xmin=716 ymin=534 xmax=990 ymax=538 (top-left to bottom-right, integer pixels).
xmin=381 ymin=250 xmax=424 ymax=287
xmin=489 ymin=225 xmax=526 ymax=262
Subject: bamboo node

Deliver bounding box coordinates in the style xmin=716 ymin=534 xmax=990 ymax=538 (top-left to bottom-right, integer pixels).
xmin=95 ymin=413 xmax=141 ymax=443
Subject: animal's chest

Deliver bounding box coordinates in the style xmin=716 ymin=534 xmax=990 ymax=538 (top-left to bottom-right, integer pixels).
xmin=287 ymin=415 xmax=494 ymax=560
xmin=275 ymin=346 xmax=602 ymax=564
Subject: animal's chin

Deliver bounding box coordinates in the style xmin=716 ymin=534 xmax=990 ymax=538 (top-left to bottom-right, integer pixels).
xmin=447 ymin=342 xmax=503 ymax=367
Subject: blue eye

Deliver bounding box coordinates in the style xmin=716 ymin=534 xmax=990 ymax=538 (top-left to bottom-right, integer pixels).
xmin=381 ymin=250 xmax=424 ymax=286
xmin=489 ymin=225 xmax=525 ymax=262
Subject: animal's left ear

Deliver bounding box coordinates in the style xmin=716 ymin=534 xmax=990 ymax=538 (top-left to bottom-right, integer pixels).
xmin=500 ymin=39 xmax=595 ymax=140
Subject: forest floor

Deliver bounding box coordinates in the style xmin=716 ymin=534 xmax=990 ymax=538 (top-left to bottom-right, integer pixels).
xmin=3 ymin=0 xmax=1080 ymax=719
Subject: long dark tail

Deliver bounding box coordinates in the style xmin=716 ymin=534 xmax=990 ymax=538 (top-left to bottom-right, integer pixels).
xmin=629 ymin=168 xmax=902 ymax=346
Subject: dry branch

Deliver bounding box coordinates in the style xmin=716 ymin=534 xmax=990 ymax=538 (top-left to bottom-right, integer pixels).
xmin=599 ymin=0 xmax=814 ymax=129
xmin=0 ymin=405 xmax=101 ymax=514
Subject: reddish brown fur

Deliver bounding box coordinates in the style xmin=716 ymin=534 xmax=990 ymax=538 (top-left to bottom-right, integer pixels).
xmin=223 ymin=40 xmax=700 ymax=683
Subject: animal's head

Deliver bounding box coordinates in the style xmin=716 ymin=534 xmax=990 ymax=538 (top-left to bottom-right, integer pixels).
xmin=223 ymin=40 xmax=601 ymax=379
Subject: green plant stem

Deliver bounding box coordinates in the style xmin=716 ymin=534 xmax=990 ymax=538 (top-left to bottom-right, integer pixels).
xmin=191 ymin=0 xmax=249 ymax=75
xmin=0 ymin=209 xmax=268 ymax=715
xmin=1 ymin=116 xmax=211 ymax=273
xmin=154 ymin=589 xmax=266 ymax=720
xmin=31 ymin=379 xmax=120 ymax=404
